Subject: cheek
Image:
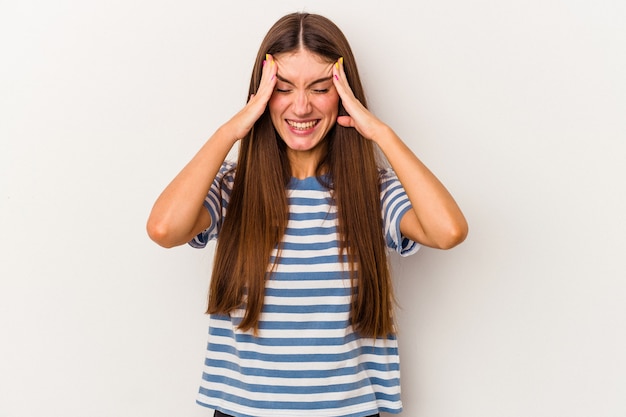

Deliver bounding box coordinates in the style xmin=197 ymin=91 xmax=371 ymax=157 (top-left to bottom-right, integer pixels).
xmin=268 ymin=96 xmax=284 ymax=119
xmin=320 ymin=96 xmax=339 ymax=116
xmin=316 ymin=94 xmax=340 ymax=116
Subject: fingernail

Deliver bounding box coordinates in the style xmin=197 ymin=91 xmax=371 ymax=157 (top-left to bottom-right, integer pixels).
xmin=335 ymin=62 xmax=339 ymax=70
xmin=334 ymin=74 xmax=339 ymax=80
xmin=339 ymin=57 xmax=344 ymax=65
xmin=271 ymin=74 xmax=275 ymax=81
xmin=263 ymin=60 xmax=267 ymax=67
xmin=266 ymin=53 xmax=270 ymax=61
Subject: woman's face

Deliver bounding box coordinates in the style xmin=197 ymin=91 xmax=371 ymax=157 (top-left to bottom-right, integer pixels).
xmin=269 ymin=50 xmax=339 ymax=162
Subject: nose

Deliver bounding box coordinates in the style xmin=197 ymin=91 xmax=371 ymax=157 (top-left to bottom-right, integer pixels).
xmin=292 ymin=90 xmax=312 ymax=116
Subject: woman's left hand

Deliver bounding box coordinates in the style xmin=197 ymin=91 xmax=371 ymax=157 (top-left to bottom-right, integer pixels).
xmin=332 ymin=57 xmax=386 ymax=143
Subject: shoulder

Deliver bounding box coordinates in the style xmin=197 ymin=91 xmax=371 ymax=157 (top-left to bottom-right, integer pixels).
xmin=378 ymin=166 xmax=395 ymax=180
xmin=216 ymin=161 xmax=237 ymax=186
xmin=220 ymin=160 xmax=237 ymax=175
xmin=378 ymin=167 xmax=401 ymax=190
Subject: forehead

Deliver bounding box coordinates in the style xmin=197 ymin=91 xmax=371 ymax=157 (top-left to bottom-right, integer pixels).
xmin=274 ymin=50 xmax=334 ymax=83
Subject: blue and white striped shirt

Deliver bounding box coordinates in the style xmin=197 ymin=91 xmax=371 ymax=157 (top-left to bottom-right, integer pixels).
xmin=190 ymin=161 xmax=419 ymax=417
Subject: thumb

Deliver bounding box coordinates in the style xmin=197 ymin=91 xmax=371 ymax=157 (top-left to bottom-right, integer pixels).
xmin=337 ymin=115 xmax=354 ymax=128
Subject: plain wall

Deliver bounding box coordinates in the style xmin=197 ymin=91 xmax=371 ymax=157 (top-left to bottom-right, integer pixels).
xmin=1 ymin=1 xmax=625 ymax=416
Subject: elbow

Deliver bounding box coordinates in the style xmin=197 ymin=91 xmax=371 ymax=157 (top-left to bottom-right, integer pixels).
xmin=423 ymin=213 xmax=468 ymax=250
xmin=435 ymin=220 xmax=469 ymax=250
xmin=146 ymin=217 xmax=179 ymax=248
xmin=402 ymin=210 xmax=468 ymax=250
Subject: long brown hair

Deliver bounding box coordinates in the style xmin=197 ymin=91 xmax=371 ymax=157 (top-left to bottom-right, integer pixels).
xmin=207 ymin=13 xmax=395 ymax=338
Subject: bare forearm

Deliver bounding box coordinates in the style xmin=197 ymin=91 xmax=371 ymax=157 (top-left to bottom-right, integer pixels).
xmin=146 ymin=124 xmax=238 ymax=248
xmin=372 ymin=125 xmax=468 ymax=249
xmin=331 ymin=58 xmax=467 ymax=248
xmin=147 ymin=55 xmax=278 ymax=248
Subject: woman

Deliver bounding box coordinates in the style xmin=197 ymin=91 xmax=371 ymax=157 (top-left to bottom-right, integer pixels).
xmin=147 ymin=12 xmax=467 ymax=417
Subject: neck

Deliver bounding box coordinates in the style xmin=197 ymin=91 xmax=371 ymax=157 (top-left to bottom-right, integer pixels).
xmin=287 ymin=149 xmax=325 ymax=179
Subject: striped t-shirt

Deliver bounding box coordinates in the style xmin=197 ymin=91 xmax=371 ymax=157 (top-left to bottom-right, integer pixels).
xmin=190 ymin=161 xmax=419 ymax=417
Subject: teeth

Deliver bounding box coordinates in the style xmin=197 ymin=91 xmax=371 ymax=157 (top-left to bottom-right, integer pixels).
xmin=287 ymin=120 xmax=317 ymax=130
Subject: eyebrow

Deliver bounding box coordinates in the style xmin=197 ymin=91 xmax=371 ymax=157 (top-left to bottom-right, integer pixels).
xmin=275 ymin=74 xmax=333 ymax=87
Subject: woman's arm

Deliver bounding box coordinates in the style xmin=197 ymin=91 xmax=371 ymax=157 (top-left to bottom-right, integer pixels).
xmin=370 ymin=126 xmax=468 ymax=249
xmin=332 ymin=59 xmax=468 ymax=249
xmin=147 ymin=55 xmax=278 ymax=248
xmin=146 ymin=126 xmax=238 ymax=248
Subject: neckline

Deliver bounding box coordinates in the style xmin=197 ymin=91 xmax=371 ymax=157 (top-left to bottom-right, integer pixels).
xmin=288 ymin=173 xmax=331 ymax=188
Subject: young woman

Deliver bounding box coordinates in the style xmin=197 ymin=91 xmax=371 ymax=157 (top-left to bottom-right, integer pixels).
xmin=147 ymin=12 xmax=467 ymax=417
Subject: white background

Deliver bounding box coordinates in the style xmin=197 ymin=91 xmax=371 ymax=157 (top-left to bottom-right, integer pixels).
xmin=1 ymin=0 xmax=625 ymax=416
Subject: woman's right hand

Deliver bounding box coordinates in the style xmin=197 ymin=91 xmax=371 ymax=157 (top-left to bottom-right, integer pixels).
xmin=227 ymin=54 xmax=278 ymax=140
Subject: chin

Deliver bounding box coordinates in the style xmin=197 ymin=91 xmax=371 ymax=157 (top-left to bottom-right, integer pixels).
xmin=282 ymin=135 xmax=326 ymax=153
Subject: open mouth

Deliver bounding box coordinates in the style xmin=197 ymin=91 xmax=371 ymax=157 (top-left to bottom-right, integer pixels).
xmin=286 ymin=119 xmax=319 ymax=131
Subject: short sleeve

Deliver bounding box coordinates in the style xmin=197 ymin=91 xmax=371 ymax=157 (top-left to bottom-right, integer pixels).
xmin=188 ymin=161 xmax=236 ymax=249
xmin=379 ymin=168 xmax=420 ymax=256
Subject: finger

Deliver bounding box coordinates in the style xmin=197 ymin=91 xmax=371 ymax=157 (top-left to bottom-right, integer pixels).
xmin=337 ymin=115 xmax=355 ymax=128
xmin=250 ymin=54 xmax=277 ymax=106
xmin=332 ymin=57 xmax=346 ymax=93
xmin=332 ymin=57 xmax=359 ymax=109
xmin=262 ymin=53 xmax=277 ymax=85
